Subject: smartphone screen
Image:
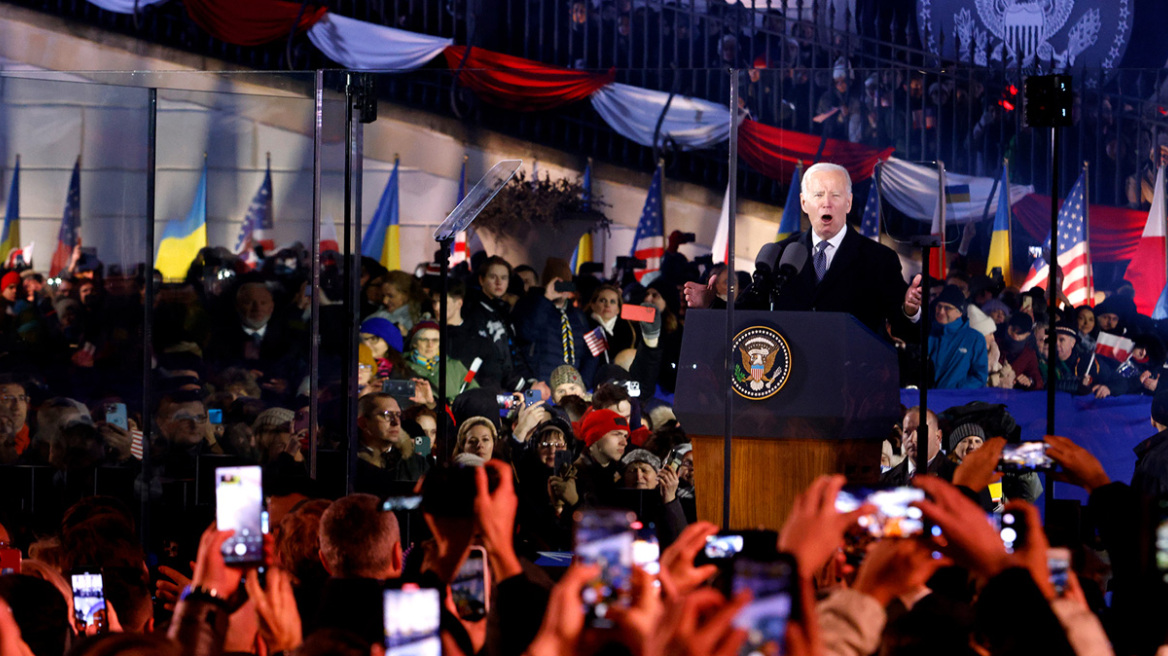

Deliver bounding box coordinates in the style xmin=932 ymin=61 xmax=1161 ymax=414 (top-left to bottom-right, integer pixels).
xmin=1047 ymin=548 xmax=1070 ymax=597
xmin=382 ymin=495 xmax=424 ymax=512
xmin=208 ymin=409 xmax=223 ymax=425
xmin=383 ymin=586 xmax=441 ymax=656
xmin=704 ymin=534 xmax=745 ymax=560
xmin=835 ymin=486 xmax=925 ymax=538
xmin=104 ymin=403 xmax=128 ymax=431
xmin=732 ymin=556 xmax=797 ymax=656
xmin=451 ymin=547 xmax=490 ymax=621
xmin=71 ymin=571 xmax=106 ymax=631
xmin=574 ymin=508 xmax=636 ymax=628
xmin=216 ymin=466 xmax=264 ymax=565
xmin=998 ymin=442 xmax=1054 ymax=471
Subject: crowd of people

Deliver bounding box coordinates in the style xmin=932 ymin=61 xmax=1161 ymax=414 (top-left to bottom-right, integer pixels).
xmin=0 ymin=161 xmax=1167 ymax=655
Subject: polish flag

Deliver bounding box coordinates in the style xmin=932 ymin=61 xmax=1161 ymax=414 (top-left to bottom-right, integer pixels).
xmin=1125 ymin=166 xmax=1166 ymax=316
xmin=1095 ymin=331 xmax=1134 ymax=363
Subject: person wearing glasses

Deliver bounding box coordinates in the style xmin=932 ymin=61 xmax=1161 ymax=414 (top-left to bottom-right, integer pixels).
xmin=0 ymin=377 xmax=31 ymax=460
xmin=153 ymin=389 xmax=223 ymax=480
xmin=355 ymin=392 xmax=430 ymax=495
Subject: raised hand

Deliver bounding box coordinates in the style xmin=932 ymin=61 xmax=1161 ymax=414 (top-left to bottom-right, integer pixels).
xmin=658 ymin=521 xmax=720 ymax=598
xmin=778 ymin=474 xmax=873 ymax=580
xmin=244 ymin=567 xmax=303 ymax=653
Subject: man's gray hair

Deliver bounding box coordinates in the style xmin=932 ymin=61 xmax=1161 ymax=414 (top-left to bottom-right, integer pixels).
xmin=801 ymin=162 xmax=853 ymax=196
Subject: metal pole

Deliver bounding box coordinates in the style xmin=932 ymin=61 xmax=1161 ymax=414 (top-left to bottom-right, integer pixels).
xmin=309 ymin=71 xmax=323 ymax=481
xmin=342 ymin=73 xmax=360 ymax=494
xmin=141 ymin=88 xmax=157 ymax=546
xmin=723 ymin=72 xmax=738 ymax=530
xmin=438 ymin=237 xmax=453 ymax=463
xmin=917 ymin=244 xmax=931 ymax=476
xmin=1046 ymin=126 xmax=1060 ymax=437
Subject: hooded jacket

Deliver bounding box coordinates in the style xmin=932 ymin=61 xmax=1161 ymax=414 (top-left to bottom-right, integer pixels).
xmin=929 ymin=317 xmax=988 ymax=389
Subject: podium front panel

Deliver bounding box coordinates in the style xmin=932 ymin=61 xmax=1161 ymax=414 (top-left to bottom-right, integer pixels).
xmin=674 ymin=310 xmax=900 ymax=441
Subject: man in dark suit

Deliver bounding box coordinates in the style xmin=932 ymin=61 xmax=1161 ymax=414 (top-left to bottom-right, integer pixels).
xmin=685 ymin=162 xmax=923 ymax=337
xmin=205 ymin=279 xmax=304 ymax=397
xmin=881 ymin=406 xmax=956 ymax=484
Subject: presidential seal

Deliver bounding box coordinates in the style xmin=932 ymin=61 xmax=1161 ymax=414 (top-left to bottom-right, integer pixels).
xmin=731 ymin=326 xmax=792 ymax=400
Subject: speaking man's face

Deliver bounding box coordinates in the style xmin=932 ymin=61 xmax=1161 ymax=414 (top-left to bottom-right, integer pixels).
xmin=801 ymin=169 xmax=853 ymax=241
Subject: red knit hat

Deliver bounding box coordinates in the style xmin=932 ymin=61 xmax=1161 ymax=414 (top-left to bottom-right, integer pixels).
xmin=580 ymin=408 xmax=630 ymax=447
xmin=1 ymin=271 xmax=19 ymax=292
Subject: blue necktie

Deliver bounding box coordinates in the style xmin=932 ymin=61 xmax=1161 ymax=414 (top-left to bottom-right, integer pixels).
xmin=813 ymin=241 xmax=829 ymax=281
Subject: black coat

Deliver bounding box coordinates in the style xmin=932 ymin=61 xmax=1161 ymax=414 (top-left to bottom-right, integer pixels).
xmin=743 ymin=227 xmax=913 ymax=340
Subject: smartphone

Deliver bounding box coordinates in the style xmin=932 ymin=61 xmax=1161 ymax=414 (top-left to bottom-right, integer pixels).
xmin=383 ymin=379 xmax=416 ymax=397
xmin=382 ymin=495 xmax=424 ymax=512
xmin=0 ymin=545 xmax=20 ymax=575
xmin=208 ymin=409 xmax=223 ymax=425
xmin=574 ymin=508 xmax=636 ymax=628
xmin=553 ymin=449 xmax=575 ymax=476
xmin=414 ymin=434 xmax=432 ymax=457
xmin=215 ymin=466 xmax=264 ymax=565
xmin=1047 ymin=547 xmax=1070 ymax=597
xmin=632 ymin=526 xmax=660 ymax=577
xmin=524 ymin=389 xmax=543 ymax=407
xmin=998 ymin=442 xmax=1055 ymax=472
xmin=995 ymin=509 xmax=1027 ymax=554
xmin=451 ymin=546 xmax=490 ymax=621
xmin=71 ymin=570 xmax=107 ymax=632
xmin=732 ymin=555 xmax=797 ymax=656
xmin=615 ymin=380 xmax=641 ymax=398
xmin=704 ymin=534 xmax=746 ymax=560
xmin=496 ymin=394 xmax=521 ymax=410
xmin=554 ymin=280 xmax=577 ymax=293
xmin=620 ymin=305 xmax=657 ymax=323
xmin=383 ymin=585 xmax=441 ymax=656
xmin=104 ymin=403 xmax=128 ymax=431
xmin=835 ymin=486 xmax=926 ymax=538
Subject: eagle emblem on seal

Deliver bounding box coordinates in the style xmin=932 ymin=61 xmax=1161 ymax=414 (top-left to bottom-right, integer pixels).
xmin=731 ymin=326 xmax=792 ymax=400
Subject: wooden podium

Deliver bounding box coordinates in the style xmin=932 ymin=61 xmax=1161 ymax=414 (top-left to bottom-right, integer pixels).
xmin=674 ymin=310 xmax=899 ymax=530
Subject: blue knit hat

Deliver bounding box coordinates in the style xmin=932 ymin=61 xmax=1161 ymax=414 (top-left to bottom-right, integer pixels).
xmin=360 ymin=317 xmax=404 ymax=354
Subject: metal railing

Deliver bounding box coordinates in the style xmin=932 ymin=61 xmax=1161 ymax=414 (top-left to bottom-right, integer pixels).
xmin=7 ymin=0 xmax=1168 ymax=212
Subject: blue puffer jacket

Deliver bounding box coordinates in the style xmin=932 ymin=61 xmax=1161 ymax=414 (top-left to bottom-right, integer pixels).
xmin=511 ymin=291 xmax=591 ymax=383
xmin=929 ymin=317 xmax=989 ymax=389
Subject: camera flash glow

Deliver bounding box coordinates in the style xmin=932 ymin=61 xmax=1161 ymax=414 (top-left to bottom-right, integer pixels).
xmin=1000 ymin=528 xmax=1017 ymax=543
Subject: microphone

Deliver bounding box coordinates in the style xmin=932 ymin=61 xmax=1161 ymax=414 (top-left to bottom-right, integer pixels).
xmin=738 ymin=243 xmax=784 ymax=304
xmin=774 ymin=242 xmax=808 ymax=285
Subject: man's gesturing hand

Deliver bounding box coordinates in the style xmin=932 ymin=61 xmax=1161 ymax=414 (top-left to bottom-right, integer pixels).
xmin=903 ymin=274 xmax=923 ymax=316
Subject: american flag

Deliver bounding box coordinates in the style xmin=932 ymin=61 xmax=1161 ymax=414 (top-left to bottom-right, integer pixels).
xmin=630 ymin=163 xmax=665 ymax=282
xmin=49 ymin=158 xmax=81 ymax=278
xmin=233 ymin=159 xmax=274 ymax=268
xmin=129 ymin=428 xmax=144 ymax=460
xmin=859 ymin=179 xmax=880 ymax=241
xmin=1021 ymin=171 xmax=1091 ymax=305
xmin=583 ymin=326 xmax=608 ymax=357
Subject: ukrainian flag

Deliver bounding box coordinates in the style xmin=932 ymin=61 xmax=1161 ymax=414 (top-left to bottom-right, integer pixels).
xmin=986 ymin=162 xmax=1012 ymax=286
xmin=156 ymin=162 xmax=207 ymax=281
xmin=572 ymin=159 xmax=593 ymax=273
xmin=775 ymin=162 xmax=803 ymax=242
xmin=363 ymin=157 xmax=400 ymax=271
xmin=0 ymin=156 xmax=18 ymax=263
